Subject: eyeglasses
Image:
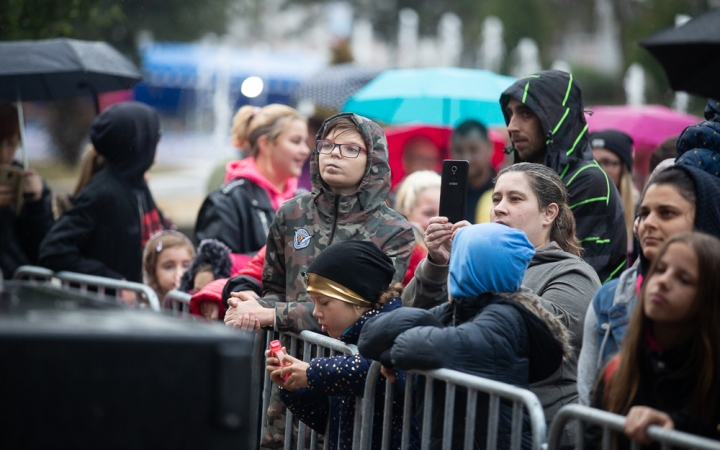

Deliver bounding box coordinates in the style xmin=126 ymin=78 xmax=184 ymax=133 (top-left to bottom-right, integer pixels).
xmin=596 ymin=159 xmax=622 ymax=170
xmin=315 ymin=140 xmax=366 ymax=159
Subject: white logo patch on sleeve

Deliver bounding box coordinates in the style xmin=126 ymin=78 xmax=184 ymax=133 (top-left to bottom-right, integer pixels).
xmin=293 ymin=228 xmax=312 ymax=250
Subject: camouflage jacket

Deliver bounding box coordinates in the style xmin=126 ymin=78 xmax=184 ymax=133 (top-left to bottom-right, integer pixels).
xmin=256 ymin=113 xmax=415 ymax=332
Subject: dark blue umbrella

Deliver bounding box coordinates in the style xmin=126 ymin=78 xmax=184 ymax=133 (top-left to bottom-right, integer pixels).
xmin=0 ymin=38 xmax=142 ymax=102
xmin=0 ymin=38 xmax=142 ymax=166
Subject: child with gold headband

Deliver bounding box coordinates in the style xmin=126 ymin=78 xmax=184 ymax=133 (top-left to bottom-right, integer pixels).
xmin=265 ymin=240 xmax=420 ymax=450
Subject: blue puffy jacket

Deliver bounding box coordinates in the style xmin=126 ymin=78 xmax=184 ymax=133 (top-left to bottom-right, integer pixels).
xmin=359 ymin=292 xmax=568 ymax=450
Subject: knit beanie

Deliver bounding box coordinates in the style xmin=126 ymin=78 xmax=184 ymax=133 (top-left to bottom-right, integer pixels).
xmin=589 ymin=129 xmax=634 ymax=172
xmin=305 ymin=240 xmax=395 ymax=306
xmin=449 ymin=223 xmax=535 ymax=298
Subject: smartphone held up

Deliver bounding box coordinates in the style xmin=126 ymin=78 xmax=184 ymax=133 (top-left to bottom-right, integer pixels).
xmin=439 ymin=160 xmax=469 ymax=224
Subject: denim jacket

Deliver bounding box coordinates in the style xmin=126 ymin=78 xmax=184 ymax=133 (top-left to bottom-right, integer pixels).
xmin=577 ymin=265 xmax=638 ymax=405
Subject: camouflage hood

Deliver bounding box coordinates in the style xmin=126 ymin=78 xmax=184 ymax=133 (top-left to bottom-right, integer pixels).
xmin=312 ymin=113 xmax=392 ymax=216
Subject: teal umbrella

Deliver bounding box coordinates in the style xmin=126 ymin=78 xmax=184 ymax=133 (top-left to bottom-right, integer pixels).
xmin=342 ymin=67 xmax=516 ymax=127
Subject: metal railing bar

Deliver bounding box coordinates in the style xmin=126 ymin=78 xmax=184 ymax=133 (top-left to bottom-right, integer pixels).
xmin=548 ymin=404 xmax=720 ymax=450
xmin=421 ymin=378 xmax=433 ymax=450
xmin=464 ymin=389 xmax=478 ymax=450
xmin=486 ymin=394 xmax=500 ymax=450
xmin=442 ymin=382 xmax=456 ymax=450
xmin=381 ymin=375 xmax=394 ymax=450
xmin=401 ymin=372 xmax=413 ymax=450
xmin=510 ymin=400 xmax=523 ymax=450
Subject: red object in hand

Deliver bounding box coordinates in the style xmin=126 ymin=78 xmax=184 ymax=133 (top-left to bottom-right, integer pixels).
xmin=269 ymin=340 xmax=291 ymax=381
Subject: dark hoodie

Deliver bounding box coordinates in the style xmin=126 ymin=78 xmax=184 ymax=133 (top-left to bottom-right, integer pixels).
xmin=360 ymin=292 xmax=569 ymax=450
xmin=256 ymin=112 xmax=415 ymax=333
xmin=39 ymin=102 xmax=162 ymax=281
xmin=500 ymin=70 xmax=627 ymax=282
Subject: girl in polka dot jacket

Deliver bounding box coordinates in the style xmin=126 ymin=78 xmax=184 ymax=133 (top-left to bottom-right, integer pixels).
xmin=265 ymin=240 xmax=420 ymax=450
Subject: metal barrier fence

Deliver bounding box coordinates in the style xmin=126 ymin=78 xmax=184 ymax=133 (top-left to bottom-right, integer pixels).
xmin=405 ymin=368 xmax=545 ymax=450
xmin=547 ymin=404 xmax=720 ymax=450
xmin=164 ymin=289 xmax=192 ymax=316
xmin=13 ymin=265 xmax=160 ymax=312
xmin=258 ymin=330 xmax=547 ymax=450
xmin=13 ymin=265 xmax=54 ymax=282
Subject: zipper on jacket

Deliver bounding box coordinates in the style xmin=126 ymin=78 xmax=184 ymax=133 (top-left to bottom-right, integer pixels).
xmin=327 ymin=196 xmax=340 ymax=244
xmin=136 ymin=194 xmax=144 ymax=232
xmin=257 ymin=209 xmax=270 ymax=236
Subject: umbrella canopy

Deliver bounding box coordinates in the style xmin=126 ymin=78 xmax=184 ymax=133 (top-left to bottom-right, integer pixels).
xmin=0 ymin=38 xmax=142 ymax=102
xmin=343 ymin=68 xmax=516 ymax=127
xmin=385 ymin=124 xmax=508 ymax=187
xmin=292 ymin=63 xmax=383 ymax=111
xmin=640 ymin=7 xmax=720 ymax=100
xmin=586 ymin=104 xmax=702 ymax=183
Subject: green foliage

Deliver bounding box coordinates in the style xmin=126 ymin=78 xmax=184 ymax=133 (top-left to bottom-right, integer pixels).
xmin=0 ymin=0 xmax=232 ymax=60
xmin=571 ymin=66 xmax=625 ymax=107
xmin=614 ymin=0 xmax=709 ymax=104
xmin=0 ymin=0 xmax=121 ymax=40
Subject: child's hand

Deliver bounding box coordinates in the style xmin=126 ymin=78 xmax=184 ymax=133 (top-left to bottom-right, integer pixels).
xmin=279 ymin=355 xmax=310 ymax=392
xmin=200 ymin=301 xmax=220 ymax=320
xmin=266 ymin=348 xmax=293 ymax=390
xmin=234 ymin=312 xmax=261 ymax=331
xmin=224 ymin=297 xmax=274 ymax=327
xmin=624 ymin=406 xmax=674 ymax=445
xmin=380 ymin=365 xmax=397 ymax=383
xmin=230 ymin=290 xmax=260 ymax=302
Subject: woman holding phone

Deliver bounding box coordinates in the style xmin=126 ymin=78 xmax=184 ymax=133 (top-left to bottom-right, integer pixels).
xmin=403 ymin=162 xmax=600 ymax=443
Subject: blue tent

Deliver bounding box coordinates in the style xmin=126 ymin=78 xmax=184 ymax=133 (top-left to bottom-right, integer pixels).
xmin=136 ymin=43 xmax=326 ymax=112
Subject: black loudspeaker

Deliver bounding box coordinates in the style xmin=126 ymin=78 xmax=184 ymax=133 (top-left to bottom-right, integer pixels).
xmin=0 ymin=282 xmax=259 ymax=450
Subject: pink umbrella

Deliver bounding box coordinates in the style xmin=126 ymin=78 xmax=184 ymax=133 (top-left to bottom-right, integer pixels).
xmin=586 ymin=104 xmax=702 ymax=184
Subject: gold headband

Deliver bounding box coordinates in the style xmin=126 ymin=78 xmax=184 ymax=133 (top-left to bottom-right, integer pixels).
xmin=304 ymin=273 xmax=371 ymax=307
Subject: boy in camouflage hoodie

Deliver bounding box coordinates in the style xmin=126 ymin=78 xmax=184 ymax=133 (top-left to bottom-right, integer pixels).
xmin=229 ymin=113 xmax=414 ymax=448
xmin=227 ymin=112 xmax=414 ymax=333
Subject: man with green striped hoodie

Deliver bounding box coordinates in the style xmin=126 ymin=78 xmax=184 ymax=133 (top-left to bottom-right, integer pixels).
xmin=500 ymin=70 xmax=627 ymax=283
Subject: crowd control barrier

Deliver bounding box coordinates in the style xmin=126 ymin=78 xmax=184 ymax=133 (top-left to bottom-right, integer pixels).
xmin=406 ymin=367 xmax=545 ymax=450
xmin=13 ymin=265 xmax=160 ymax=311
xmin=164 ymin=289 xmax=192 ymax=316
xmin=259 ymin=330 xmax=547 ymax=450
xmin=547 ymin=404 xmax=720 ymax=450
xmin=13 ymin=265 xmax=54 ymax=282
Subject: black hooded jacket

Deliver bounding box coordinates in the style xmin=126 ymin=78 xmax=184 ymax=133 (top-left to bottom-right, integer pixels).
xmin=500 ymin=70 xmax=627 ymax=282
xmin=39 ymin=102 xmax=162 ymax=282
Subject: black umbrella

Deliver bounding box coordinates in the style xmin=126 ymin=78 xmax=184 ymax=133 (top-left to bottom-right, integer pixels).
xmin=640 ymin=7 xmax=720 ymax=100
xmin=292 ymin=63 xmax=383 ymax=112
xmin=0 ymin=38 xmax=142 ymax=166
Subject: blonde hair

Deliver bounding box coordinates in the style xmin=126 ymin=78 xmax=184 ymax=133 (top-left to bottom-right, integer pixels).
xmin=230 ymin=104 xmax=306 ymax=156
xmin=142 ymin=231 xmax=196 ymax=299
xmin=73 ymin=144 xmax=105 ymax=197
xmin=394 ymin=170 xmax=441 ymax=217
xmin=618 ymin=168 xmax=637 ymax=242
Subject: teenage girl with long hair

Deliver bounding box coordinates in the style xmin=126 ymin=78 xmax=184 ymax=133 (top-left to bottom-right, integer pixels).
xmin=591 ymin=232 xmax=720 ymax=446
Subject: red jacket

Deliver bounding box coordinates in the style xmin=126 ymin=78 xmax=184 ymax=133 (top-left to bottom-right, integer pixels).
xmin=189 ymin=278 xmax=228 ymax=319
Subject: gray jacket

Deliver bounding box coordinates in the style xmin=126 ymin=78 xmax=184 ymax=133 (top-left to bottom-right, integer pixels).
xmin=403 ymin=242 xmax=600 ymax=436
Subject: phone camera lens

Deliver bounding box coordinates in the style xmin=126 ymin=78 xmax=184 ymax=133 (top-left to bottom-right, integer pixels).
xmin=451 ymin=166 xmax=457 ymax=174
